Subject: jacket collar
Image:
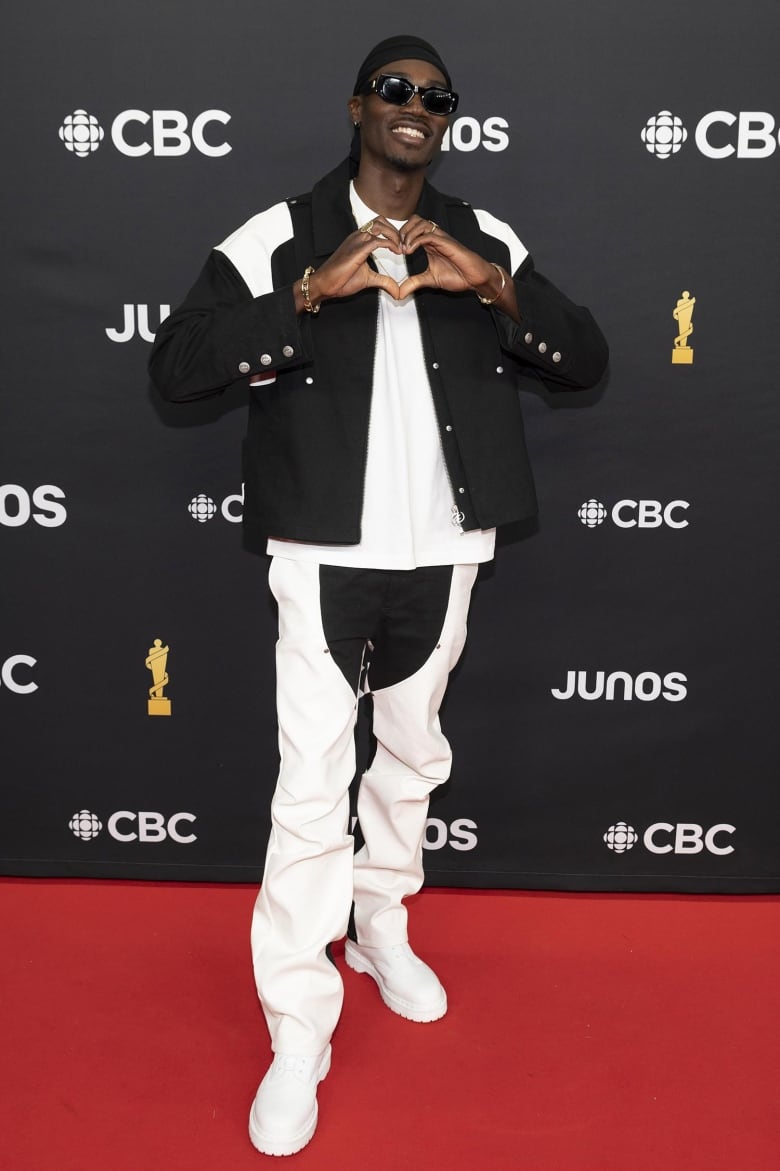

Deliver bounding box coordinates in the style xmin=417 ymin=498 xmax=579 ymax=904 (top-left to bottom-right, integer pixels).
xmin=310 ymin=158 xmax=452 ymax=259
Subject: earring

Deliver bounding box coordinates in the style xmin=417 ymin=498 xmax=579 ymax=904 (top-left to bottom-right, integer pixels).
xmin=353 ymin=121 xmax=361 ymax=128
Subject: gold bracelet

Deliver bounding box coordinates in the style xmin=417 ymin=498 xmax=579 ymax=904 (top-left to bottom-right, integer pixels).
xmin=301 ymin=266 xmax=320 ymax=314
xmin=476 ymin=263 xmax=506 ymax=306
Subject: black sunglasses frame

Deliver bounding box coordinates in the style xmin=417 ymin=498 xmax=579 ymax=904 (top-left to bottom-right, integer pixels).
xmin=362 ymin=74 xmax=459 ymax=117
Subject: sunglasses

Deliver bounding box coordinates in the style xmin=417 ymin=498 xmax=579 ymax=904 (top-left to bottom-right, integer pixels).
xmin=362 ymin=74 xmax=459 ymax=117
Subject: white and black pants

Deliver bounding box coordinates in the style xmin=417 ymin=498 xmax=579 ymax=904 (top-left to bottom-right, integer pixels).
xmin=250 ymin=558 xmax=478 ymax=1055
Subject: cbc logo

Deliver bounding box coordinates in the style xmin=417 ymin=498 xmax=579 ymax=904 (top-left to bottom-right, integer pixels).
xmin=441 ymin=117 xmax=508 ymax=153
xmin=58 ymin=109 xmax=231 ymax=158
xmin=552 ymin=670 xmax=687 ymax=702
xmin=189 ymin=485 xmax=244 ymax=524
xmin=642 ymin=109 xmax=780 ymax=159
xmin=69 ymin=810 xmax=197 ymax=844
xmin=59 ymin=110 xmax=104 ymax=157
xmin=69 ymin=810 xmax=102 ymax=840
xmin=1 ymin=484 xmax=67 ymax=528
xmin=1 ymin=655 xmax=38 ymax=694
xmin=604 ymin=821 xmax=735 ymax=856
xmin=578 ymin=499 xmax=689 ymax=529
xmin=640 ymin=111 xmax=687 ymax=159
xmin=602 ymin=822 xmax=638 ymax=853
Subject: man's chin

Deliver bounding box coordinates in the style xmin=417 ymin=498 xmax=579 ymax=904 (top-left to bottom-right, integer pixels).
xmin=386 ymin=151 xmax=428 ymax=174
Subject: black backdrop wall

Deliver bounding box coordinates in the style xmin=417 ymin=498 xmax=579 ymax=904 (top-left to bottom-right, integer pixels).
xmin=3 ymin=1 xmax=778 ymax=891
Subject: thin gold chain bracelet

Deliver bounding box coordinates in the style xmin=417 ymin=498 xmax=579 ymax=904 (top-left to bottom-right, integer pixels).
xmin=476 ymin=263 xmax=506 ymax=306
xmin=301 ymin=266 xmax=320 ymax=314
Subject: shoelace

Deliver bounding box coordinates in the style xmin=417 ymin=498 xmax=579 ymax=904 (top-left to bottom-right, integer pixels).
xmin=272 ymin=1055 xmax=312 ymax=1082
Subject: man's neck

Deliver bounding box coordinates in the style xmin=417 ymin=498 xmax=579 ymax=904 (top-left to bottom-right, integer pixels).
xmin=353 ymin=161 xmax=426 ymax=220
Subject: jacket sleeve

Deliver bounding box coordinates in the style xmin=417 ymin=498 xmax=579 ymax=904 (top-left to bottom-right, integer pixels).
xmin=469 ymin=206 xmax=607 ymax=391
xmin=148 ymin=249 xmax=310 ymax=403
xmin=492 ymin=254 xmax=609 ymax=392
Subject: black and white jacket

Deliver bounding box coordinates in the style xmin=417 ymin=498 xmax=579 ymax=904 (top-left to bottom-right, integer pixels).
xmin=149 ymin=159 xmax=608 ymax=550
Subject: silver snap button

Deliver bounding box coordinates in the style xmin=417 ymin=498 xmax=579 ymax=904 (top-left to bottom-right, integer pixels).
xmin=445 ymin=424 xmax=453 ymax=432
xmin=552 ymin=351 xmax=562 ymax=363
xmin=538 ymin=342 xmax=547 ymax=354
xmin=458 ymin=487 xmax=465 ymax=494
xmin=432 ymin=362 xmax=439 ymax=370
xmin=305 ymin=376 xmax=314 ymax=385
xmin=496 ymin=366 xmax=504 ymax=374
xmin=260 ymin=353 xmax=272 ymax=366
xmin=282 ymin=345 xmax=294 ymax=358
xmin=238 ymin=361 xmax=250 ymax=374
xmin=524 ymin=332 xmax=533 ymax=344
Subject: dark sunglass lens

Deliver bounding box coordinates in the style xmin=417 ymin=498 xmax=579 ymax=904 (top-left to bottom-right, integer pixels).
xmin=378 ymin=76 xmax=414 ymax=106
xmin=423 ymin=89 xmax=457 ymax=115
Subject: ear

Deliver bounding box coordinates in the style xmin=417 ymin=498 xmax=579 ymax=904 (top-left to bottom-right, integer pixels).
xmin=348 ymin=95 xmax=362 ymax=124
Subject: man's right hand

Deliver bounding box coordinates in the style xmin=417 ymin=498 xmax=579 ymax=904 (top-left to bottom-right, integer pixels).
xmin=294 ymin=218 xmax=405 ymax=312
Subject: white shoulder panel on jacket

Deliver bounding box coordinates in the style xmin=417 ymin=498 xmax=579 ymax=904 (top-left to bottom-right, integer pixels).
xmin=473 ymin=209 xmax=529 ymax=277
xmin=215 ymin=201 xmax=295 ymax=298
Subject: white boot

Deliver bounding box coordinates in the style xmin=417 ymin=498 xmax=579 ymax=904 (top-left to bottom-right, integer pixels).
xmin=248 ymin=1045 xmax=331 ymax=1157
xmin=345 ymin=941 xmax=447 ymax=1022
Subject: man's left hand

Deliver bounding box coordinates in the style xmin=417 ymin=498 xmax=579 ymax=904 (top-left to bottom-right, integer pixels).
xmin=398 ymin=216 xmax=507 ymax=306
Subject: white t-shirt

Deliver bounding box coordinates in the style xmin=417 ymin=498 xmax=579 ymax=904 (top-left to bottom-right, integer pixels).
xmin=266 ymin=183 xmax=496 ymax=569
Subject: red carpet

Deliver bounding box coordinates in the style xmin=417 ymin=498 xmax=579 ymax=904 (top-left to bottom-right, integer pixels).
xmin=1 ymin=880 xmax=777 ymax=1170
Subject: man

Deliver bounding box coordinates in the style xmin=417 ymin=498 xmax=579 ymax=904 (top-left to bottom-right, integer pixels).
xmin=149 ymin=34 xmax=607 ymax=1157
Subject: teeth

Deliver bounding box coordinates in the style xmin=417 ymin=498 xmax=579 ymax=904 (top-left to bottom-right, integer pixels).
xmin=393 ymin=126 xmax=424 ymax=139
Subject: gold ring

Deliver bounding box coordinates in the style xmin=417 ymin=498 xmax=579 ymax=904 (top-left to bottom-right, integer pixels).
xmin=429 ymin=221 xmax=438 ymax=233
xmin=359 ymin=219 xmax=375 ymax=234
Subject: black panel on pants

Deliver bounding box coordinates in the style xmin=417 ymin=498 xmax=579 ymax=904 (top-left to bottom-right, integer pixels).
xmin=318 ymin=565 xmax=455 ymax=693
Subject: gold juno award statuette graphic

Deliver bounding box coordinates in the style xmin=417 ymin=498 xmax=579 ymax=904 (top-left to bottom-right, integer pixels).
xmin=672 ymin=290 xmax=695 ymax=364
xmin=145 ymin=638 xmax=171 ymax=716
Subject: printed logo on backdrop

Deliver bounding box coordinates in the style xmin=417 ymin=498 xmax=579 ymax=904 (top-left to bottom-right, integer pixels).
xmin=577 ymin=499 xmax=690 ymax=529
xmin=189 ymin=486 xmax=244 ymax=524
xmin=0 ymin=485 xmax=66 ymax=527
xmin=350 ymin=815 xmax=478 ymax=851
xmin=640 ymin=111 xmax=687 ymax=158
xmin=59 ymin=110 xmax=104 ymax=157
xmin=441 ymin=116 xmax=509 ymax=152
xmin=145 ymin=639 xmax=171 ymax=716
xmin=551 ymin=671 xmax=687 ymax=702
xmin=58 ymin=109 xmax=231 ymax=158
xmin=1 ymin=655 xmax=37 ymax=694
xmin=641 ymin=109 xmax=780 ymax=159
xmin=106 ymin=305 xmax=170 ymax=343
xmin=603 ymin=821 xmax=735 ymax=856
xmin=424 ymin=817 xmax=478 ymax=851
xmin=68 ymin=810 xmax=197 ymax=843
xmin=672 ymin=290 xmax=695 ymax=364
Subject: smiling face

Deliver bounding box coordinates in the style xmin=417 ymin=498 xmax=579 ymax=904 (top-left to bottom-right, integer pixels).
xmin=349 ymin=58 xmax=451 ymax=174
